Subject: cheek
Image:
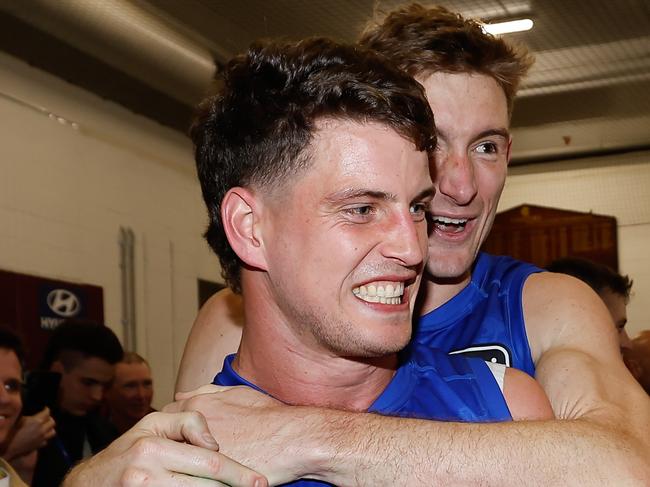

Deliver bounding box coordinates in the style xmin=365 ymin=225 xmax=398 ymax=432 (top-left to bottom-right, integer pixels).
xmin=478 ymin=166 xmax=506 ymax=210
xmin=11 ymin=396 xmax=21 ymax=414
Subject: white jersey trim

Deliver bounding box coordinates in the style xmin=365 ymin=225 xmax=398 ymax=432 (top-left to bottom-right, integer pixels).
xmin=485 ymin=361 xmax=506 ymax=392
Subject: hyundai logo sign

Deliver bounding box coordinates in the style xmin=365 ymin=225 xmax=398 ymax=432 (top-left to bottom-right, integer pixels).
xmin=46 ymin=289 xmax=81 ymax=318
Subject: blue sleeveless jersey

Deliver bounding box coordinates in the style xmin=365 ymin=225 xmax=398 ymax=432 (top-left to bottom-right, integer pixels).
xmin=214 ymin=350 xmax=511 ymax=487
xmin=408 ymin=252 xmax=542 ymax=377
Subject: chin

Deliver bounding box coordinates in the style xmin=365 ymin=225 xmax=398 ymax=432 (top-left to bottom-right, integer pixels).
xmin=427 ymin=256 xmax=473 ymax=281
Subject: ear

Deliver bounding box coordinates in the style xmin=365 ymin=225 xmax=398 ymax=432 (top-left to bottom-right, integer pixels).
xmin=506 ymin=137 xmax=513 ymax=165
xmin=221 ymin=187 xmax=268 ymax=271
xmin=50 ymin=360 xmax=64 ymax=374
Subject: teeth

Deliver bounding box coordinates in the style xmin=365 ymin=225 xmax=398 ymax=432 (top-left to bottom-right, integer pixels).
xmin=433 ymin=216 xmax=467 ymax=225
xmin=353 ymin=281 xmax=404 ymax=304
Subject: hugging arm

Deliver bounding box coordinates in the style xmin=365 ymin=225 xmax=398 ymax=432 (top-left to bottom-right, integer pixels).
xmin=63 ymin=411 xmax=267 ymax=487
xmin=170 ymin=274 xmax=650 ymax=486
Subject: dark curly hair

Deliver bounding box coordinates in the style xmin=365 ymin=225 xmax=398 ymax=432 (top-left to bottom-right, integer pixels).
xmin=192 ymin=37 xmax=436 ymax=293
xmin=359 ymin=3 xmax=533 ymax=116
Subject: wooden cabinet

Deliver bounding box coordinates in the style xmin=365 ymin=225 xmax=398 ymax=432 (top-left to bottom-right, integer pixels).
xmin=482 ymin=204 xmax=618 ymax=270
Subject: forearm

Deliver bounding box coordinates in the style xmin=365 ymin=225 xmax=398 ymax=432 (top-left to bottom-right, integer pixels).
xmin=301 ymin=412 xmax=648 ymax=486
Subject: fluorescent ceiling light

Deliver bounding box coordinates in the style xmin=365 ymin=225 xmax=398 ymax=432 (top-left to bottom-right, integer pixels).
xmin=482 ymin=18 xmax=534 ymax=35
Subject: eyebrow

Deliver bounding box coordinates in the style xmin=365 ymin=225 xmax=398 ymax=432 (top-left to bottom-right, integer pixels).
xmin=325 ymin=188 xmax=395 ymax=204
xmin=436 ymin=127 xmax=511 ymax=142
xmin=325 ymin=186 xmax=435 ymax=205
xmin=475 ymin=128 xmax=510 ymax=140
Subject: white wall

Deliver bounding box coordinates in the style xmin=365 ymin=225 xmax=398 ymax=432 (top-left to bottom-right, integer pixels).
xmin=0 ymin=52 xmax=221 ymax=407
xmin=502 ymin=151 xmax=650 ymax=338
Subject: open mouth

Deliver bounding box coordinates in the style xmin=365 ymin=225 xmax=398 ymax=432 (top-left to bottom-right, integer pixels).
xmin=431 ymin=215 xmax=468 ymax=233
xmin=352 ymin=281 xmax=405 ymax=305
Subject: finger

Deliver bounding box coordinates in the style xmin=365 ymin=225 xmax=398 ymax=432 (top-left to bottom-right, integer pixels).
xmin=135 ymin=412 xmax=219 ymax=451
xmin=174 ymin=384 xmax=222 ymax=401
xmin=128 ymin=437 xmax=266 ymax=487
xmin=43 ymin=427 xmax=56 ymax=440
xmin=41 ymin=419 xmax=56 ymax=438
xmin=120 ymin=466 xmax=232 ymax=487
xmin=33 ymin=407 xmax=49 ymax=420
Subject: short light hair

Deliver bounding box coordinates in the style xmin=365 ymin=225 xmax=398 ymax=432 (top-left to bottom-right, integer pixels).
xmin=359 ymin=3 xmax=533 ymax=116
xmin=120 ymin=351 xmax=149 ymax=367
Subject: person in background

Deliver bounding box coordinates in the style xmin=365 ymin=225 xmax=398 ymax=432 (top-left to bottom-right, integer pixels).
xmin=0 ymin=407 xmax=55 ymax=485
xmin=546 ymin=257 xmax=634 ymax=350
xmin=0 ymin=329 xmax=29 ymax=486
xmin=629 ymin=331 xmax=650 ymax=394
xmin=104 ymin=352 xmax=154 ymax=434
xmin=0 ymin=328 xmax=56 ymax=485
xmin=32 ymin=320 xmax=123 ymax=487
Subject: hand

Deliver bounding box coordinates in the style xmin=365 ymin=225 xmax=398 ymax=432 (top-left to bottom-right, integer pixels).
xmin=165 ymin=385 xmax=316 ymax=485
xmin=1 ymin=407 xmax=56 ymax=459
xmin=63 ymin=411 xmax=267 ymax=487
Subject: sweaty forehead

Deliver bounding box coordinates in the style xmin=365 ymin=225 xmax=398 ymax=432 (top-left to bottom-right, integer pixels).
xmin=416 ymin=72 xmax=509 ymax=130
xmin=115 ymin=362 xmax=151 ymax=380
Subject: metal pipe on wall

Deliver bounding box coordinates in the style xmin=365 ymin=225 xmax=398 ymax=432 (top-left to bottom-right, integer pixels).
xmin=119 ymin=226 xmax=136 ymax=351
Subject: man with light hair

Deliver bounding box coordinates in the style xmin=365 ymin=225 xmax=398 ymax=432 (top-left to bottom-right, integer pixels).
xmin=104 ymin=352 xmax=155 ymax=434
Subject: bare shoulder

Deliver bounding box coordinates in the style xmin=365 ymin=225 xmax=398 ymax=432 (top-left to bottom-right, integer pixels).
xmin=522 ymin=271 xmax=617 ymax=363
xmin=503 ymin=367 xmax=554 ymax=421
xmin=199 ymin=287 xmax=245 ymax=326
xmin=175 ymin=288 xmax=245 ymax=393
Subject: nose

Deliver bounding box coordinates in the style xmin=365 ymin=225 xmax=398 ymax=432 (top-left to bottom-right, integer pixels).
xmin=619 ymin=329 xmax=633 ymax=350
xmin=381 ymin=209 xmax=426 ymax=268
xmin=89 ymin=384 xmax=104 ymax=404
xmin=0 ymin=385 xmax=9 ymax=404
xmin=436 ymin=150 xmax=478 ymax=205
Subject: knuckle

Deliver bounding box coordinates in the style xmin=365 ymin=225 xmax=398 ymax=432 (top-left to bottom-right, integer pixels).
xmin=131 ymin=437 xmax=160 ymax=459
xmin=120 ymin=466 xmax=150 ymax=486
xmin=184 ymin=396 xmax=202 ymax=411
xmin=204 ymin=452 xmax=223 ymax=476
xmin=188 ymin=409 xmax=204 ymax=423
xmin=137 ymin=411 xmax=159 ymax=428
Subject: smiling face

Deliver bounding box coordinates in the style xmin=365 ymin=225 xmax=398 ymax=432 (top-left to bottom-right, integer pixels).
xmin=106 ymin=361 xmax=153 ymax=420
xmin=0 ymin=348 xmax=22 ymax=443
xmin=418 ymin=72 xmax=510 ymax=285
xmin=256 ymin=120 xmax=433 ymax=357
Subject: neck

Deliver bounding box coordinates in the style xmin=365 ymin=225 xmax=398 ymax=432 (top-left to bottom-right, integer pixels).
xmin=418 ymin=271 xmax=472 ymax=314
xmin=235 ymin=276 xmax=397 ymax=411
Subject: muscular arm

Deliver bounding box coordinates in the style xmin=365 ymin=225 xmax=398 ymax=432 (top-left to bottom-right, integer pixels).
xmin=502 ymin=366 xmax=553 ymax=420
xmin=176 ymin=288 xmax=244 ymax=393
xmin=315 ymin=274 xmax=649 ymax=484
xmin=173 ymin=274 xmax=649 ymax=485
